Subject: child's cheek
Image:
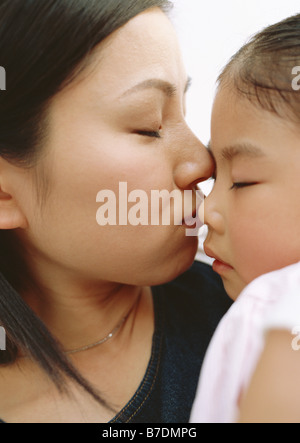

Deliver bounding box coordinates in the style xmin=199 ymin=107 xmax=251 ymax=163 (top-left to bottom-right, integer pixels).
xmin=230 ymin=222 xmax=288 ymax=285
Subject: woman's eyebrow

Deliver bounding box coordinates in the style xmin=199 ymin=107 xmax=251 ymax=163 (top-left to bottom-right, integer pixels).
xmin=121 ymin=77 xmax=192 ymax=99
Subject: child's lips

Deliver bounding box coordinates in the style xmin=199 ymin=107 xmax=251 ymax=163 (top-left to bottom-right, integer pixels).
xmin=204 ymin=246 xmax=234 ymax=274
xmin=212 ymin=259 xmax=234 ymax=275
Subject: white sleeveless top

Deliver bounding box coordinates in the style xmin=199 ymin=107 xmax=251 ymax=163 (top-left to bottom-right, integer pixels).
xmin=190 ymin=262 xmax=300 ymax=423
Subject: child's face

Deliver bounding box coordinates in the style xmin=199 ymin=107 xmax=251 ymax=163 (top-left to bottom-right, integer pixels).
xmin=204 ymin=86 xmax=300 ymax=300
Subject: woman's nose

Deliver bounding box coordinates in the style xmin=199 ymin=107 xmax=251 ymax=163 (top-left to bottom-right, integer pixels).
xmin=173 ymin=129 xmax=214 ymax=190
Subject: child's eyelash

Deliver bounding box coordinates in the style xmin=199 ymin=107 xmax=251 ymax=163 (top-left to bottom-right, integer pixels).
xmin=208 ymin=178 xmax=257 ymax=190
xmin=230 ymin=182 xmax=257 ymax=190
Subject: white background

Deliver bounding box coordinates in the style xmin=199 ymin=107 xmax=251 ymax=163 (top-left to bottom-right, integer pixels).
xmin=169 ymin=1 xmax=300 ymax=261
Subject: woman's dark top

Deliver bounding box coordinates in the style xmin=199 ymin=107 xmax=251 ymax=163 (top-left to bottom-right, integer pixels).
xmin=111 ymin=260 xmax=232 ymax=423
xmin=0 ymin=261 xmax=232 ymax=423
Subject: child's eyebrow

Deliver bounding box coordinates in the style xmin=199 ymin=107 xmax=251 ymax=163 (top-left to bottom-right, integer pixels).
xmin=207 ymin=141 xmax=266 ymax=162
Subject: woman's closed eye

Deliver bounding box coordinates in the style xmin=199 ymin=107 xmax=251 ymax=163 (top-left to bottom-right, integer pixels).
xmin=134 ymin=127 xmax=162 ymax=139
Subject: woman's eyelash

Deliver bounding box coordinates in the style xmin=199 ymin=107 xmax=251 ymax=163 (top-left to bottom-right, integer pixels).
xmin=135 ymin=130 xmax=162 ymax=139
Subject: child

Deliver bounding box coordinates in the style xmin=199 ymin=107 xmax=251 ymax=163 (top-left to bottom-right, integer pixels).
xmin=190 ymin=14 xmax=300 ymax=423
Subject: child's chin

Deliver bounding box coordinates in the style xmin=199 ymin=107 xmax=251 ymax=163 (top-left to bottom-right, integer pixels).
xmin=222 ymin=278 xmax=247 ymax=302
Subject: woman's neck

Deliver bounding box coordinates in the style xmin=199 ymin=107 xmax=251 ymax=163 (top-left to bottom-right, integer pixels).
xmin=21 ymin=263 xmax=148 ymax=353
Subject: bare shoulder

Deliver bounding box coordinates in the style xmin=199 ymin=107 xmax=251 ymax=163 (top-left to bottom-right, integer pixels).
xmin=239 ymin=329 xmax=300 ymax=423
xmin=0 ymin=359 xmax=110 ymax=423
xmin=0 ymin=359 xmax=49 ymax=422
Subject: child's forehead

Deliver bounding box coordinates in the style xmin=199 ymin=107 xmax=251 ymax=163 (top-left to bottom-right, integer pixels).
xmin=214 ymin=77 xmax=300 ymax=131
xmin=211 ymin=86 xmax=253 ymax=131
xmin=210 ymin=86 xmax=300 ymax=165
xmin=214 ymin=84 xmax=291 ymax=126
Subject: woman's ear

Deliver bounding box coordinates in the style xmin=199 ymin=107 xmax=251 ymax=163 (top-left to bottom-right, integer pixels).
xmin=0 ymin=186 xmax=28 ymax=230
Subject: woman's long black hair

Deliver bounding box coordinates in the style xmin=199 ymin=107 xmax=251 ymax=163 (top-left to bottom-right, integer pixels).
xmin=0 ymin=0 xmax=171 ymax=408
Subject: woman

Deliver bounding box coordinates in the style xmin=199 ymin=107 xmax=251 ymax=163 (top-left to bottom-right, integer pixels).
xmin=0 ymin=0 xmax=231 ymax=423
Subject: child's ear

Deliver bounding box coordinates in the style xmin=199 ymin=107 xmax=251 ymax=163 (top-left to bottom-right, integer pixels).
xmin=0 ymin=187 xmax=28 ymax=230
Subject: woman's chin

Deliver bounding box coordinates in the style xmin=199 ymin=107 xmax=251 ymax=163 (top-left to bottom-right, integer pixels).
xmin=151 ymin=238 xmax=199 ymax=286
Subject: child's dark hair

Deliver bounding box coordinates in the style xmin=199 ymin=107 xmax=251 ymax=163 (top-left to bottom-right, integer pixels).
xmin=0 ymin=0 xmax=172 ymax=410
xmin=218 ymin=13 xmax=300 ymax=122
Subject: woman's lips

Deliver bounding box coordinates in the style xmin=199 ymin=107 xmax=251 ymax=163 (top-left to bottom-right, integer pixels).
xmin=182 ymin=188 xmax=205 ymax=227
xmin=182 ymin=206 xmax=203 ymax=227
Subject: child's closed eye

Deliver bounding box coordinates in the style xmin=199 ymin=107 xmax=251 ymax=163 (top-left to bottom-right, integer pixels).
xmin=230 ymin=182 xmax=258 ymax=190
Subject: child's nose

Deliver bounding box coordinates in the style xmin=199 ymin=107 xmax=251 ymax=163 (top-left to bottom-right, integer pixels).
xmin=199 ymin=194 xmax=225 ymax=235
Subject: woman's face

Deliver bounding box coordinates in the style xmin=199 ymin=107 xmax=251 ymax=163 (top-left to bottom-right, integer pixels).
xmin=11 ymin=8 xmax=213 ymax=286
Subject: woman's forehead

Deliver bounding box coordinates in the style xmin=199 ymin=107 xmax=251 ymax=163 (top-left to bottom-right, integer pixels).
xmin=66 ymin=9 xmax=185 ymax=97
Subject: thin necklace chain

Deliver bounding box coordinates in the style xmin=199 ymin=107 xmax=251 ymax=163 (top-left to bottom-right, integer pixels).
xmin=64 ymin=296 xmax=140 ymax=355
xmin=65 ymin=316 xmax=127 ymax=355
